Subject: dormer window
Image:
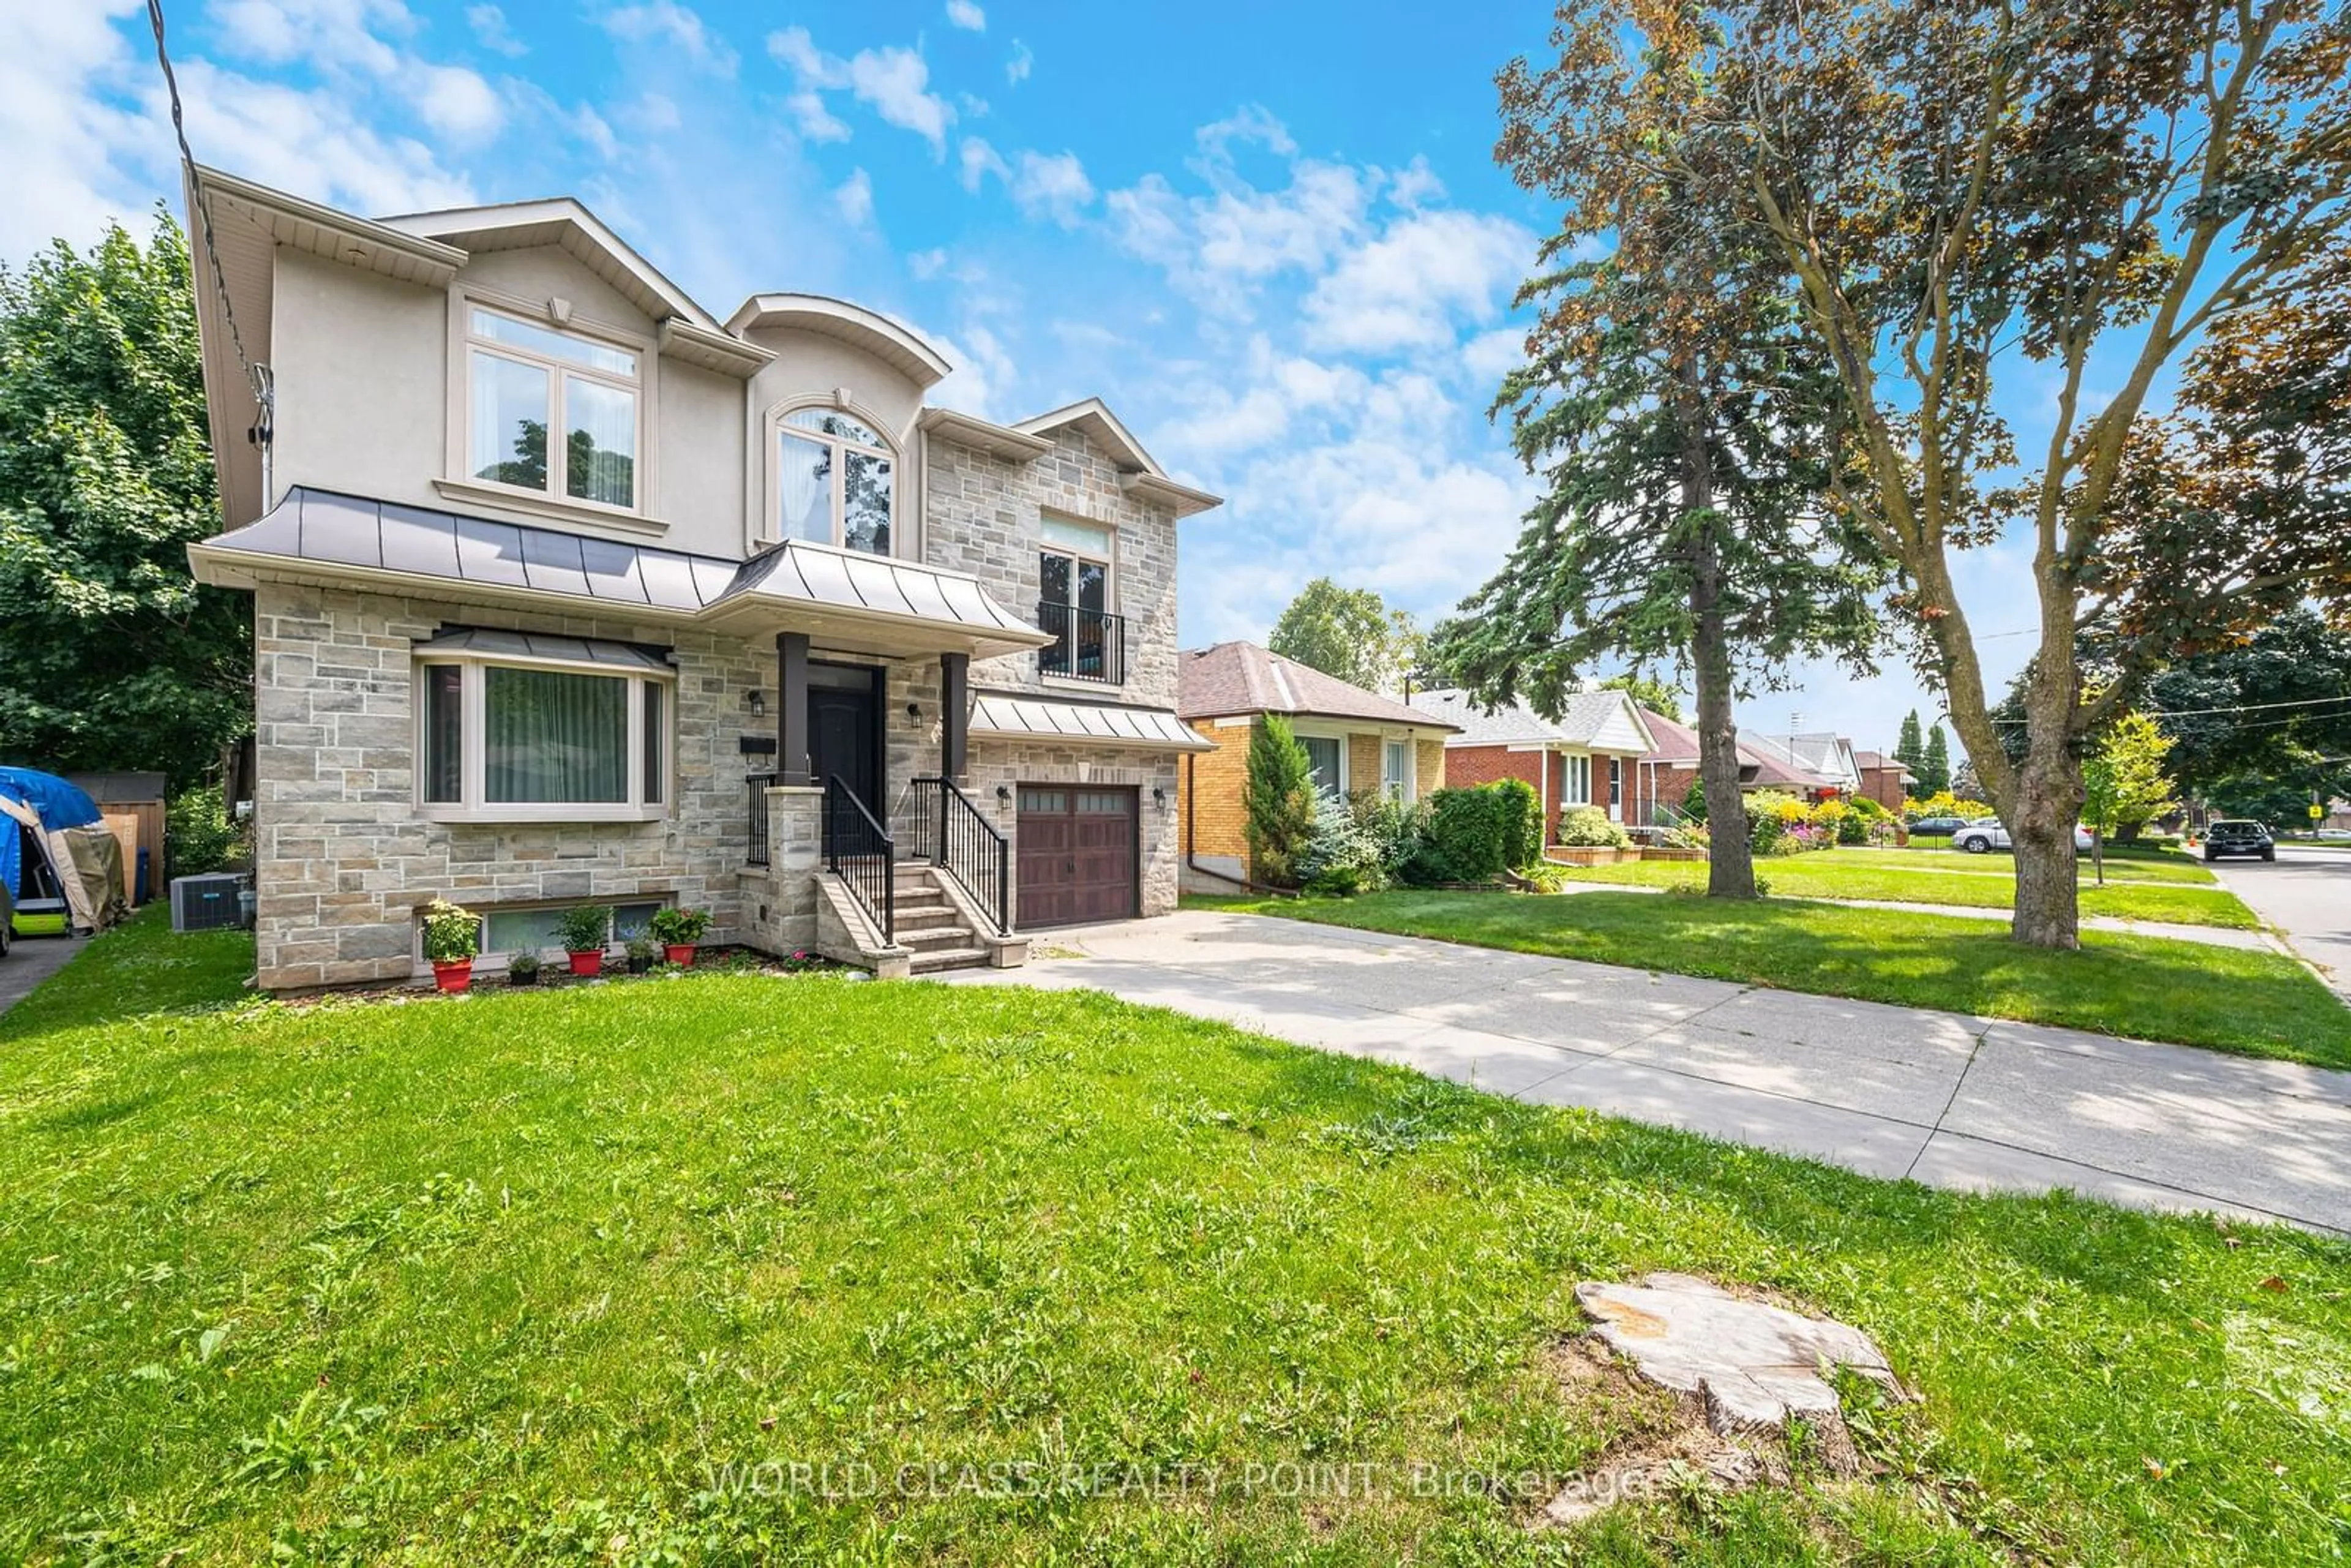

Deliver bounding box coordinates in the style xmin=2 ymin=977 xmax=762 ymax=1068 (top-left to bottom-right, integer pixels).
xmin=466 ymin=306 xmax=640 ymax=511
xmin=776 ymin=407 xmax=894 ymax=554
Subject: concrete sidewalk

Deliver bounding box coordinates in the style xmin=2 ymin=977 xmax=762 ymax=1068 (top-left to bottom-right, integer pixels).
xmin=942 ymin=910 xmax=2351 ymax=1236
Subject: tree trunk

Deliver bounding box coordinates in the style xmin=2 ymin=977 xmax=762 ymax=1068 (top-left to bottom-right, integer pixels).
xmin=1678 ymin=396 xmax=1753 ymax=899
xmin=2010 ymin=650 xmax=2085 ymax=948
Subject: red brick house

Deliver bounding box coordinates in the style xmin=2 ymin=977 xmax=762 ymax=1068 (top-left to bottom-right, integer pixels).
xmin=1408 ymin=688 xmax=1657 ymax=838
xmin=1851 ymin=751 xmax=1917 ymax=811
xmin=1627 ymin=712 xmax=1877 ymax=824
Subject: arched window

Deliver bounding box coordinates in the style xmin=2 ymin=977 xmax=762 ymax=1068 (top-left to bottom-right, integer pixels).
xmin=776 ymin=407 xmax=894 ymax=554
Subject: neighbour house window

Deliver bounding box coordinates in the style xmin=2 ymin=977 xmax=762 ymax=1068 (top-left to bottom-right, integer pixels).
xmin=1383 ymin=740 xmax=1411 ymax=801
xmin=1300 ymin=735 xmax=1344 ymax=796
xmin=1608 ymin=757 xmax=1622 ymax=808
xmin=1562 ymin=754 xmax=1592 ymax=806
xmin=1038 ymin=516 xmax=1116 ymax=682
xmin=777 ymin=407 xmax=894 ymax=553
xmin=465 ymin=306 xmax=640 ymax=510
xmin=416 ymin=636 xmax=672 ymax=822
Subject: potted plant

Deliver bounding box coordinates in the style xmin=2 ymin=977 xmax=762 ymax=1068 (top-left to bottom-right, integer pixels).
xmin=506 ymin=948 xmax=542 ymax=988
xmin=556 ymin=906 xmax=611 ymax=978
xmin=624 ymin=935 xmax=659 ymax=975
xmin=420 ymin=898 xmax=478 ymax=993
xmin=648 ymin=906 xmax=710 ymax=967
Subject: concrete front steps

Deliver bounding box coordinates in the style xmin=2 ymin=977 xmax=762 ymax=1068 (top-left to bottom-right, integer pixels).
xmin=891 ymin=867 xmax=990 ymax=975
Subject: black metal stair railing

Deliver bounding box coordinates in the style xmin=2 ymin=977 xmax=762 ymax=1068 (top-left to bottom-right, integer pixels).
xmin=746 ymin=771 xmax=778 ymax=866
xmin=910 ymin=775 xmax=1011 ymax=936
xmin=823 ymin=776 xmax=894 ymax=945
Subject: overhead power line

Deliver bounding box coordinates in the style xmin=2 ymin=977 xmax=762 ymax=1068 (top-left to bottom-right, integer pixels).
xmin=146 ymin=0 xmax=264 ymax=404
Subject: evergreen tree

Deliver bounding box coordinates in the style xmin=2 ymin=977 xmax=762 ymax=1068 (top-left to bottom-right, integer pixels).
xmin=1894 ymin=711 xmax=1924 ymax=778
xmin=1242 ymin=714 xmax=1315 ymax=889
xmin=1919 ymin=727 xmax=1951 ymax=797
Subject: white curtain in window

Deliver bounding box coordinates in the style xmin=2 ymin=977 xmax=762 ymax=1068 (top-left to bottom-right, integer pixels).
xmin=564 ymin=376 xmax=637 ymax=507
xmin=779 ymin=431 xmax=831 ymax=542
xmin=1301 ymin=735 xmax=1342 ymax=795
xmin=484 ymin=667 xmax=628 ymax=803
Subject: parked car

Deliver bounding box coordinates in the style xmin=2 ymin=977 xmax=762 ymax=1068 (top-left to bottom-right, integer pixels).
xmin=2202 ymin=819 xmax=2275 ymax=862
xmin=1907 ymin=815 xmax=1973 ymax=836
xmin=1952 ymin=818 xmax=2096 ymax=854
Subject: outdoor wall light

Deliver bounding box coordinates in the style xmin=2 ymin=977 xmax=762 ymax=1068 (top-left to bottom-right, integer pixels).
xmin=1152 ymin=786 xmax=1168 ymax=809
xmin=995 ymin=784 xmax=1012 ymax=804
xmin=907 ymin=701 xmax=923 ymax=719
xmin=743 ymin=690 xmax=766 ymax=718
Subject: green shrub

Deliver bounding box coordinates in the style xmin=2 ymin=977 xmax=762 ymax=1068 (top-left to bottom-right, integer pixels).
xmin=1410 ymin=781 xmax=1544 ymax=883
xmin=1295 ymin=790 xmax=1390 ymax=896
xmin=166 ymin=784 xmax=243 ymax=877
xmin=419 ymin=898 xmax=479 ymax=964
xmin=1681 ymin=778 xmax=1708 ymax=823
xmin=1836 ymin=809 xmax=1869 ymax=844
xmin=1243 ymin=715 xmax=1316 ymax=888
xmin=649 ymin=906 xmax=710 ymax=945
xmin=1351 ymin=790 xmax=1428 ymax=879
xmin=557 ymin=906 xmax=612 ymax=953
xmin=1556 ymin=806 xmax=1630 ymax=848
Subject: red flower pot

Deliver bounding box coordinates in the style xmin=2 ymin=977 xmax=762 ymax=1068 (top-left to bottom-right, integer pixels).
xmin=566 ymin=949 xmax=605 ymax=978
xmin=431 ymin=959 xmax=473 ymax=994
xmin=665 ymin=943 xmax=696 ymax=967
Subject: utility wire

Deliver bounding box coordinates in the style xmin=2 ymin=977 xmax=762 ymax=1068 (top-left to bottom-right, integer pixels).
xmin=146 ymin=0 xmax=266 ymax=408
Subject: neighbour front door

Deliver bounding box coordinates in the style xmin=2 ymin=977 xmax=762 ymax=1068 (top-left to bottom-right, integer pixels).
xmin=807 ymin=662 xmax=882 ymax=820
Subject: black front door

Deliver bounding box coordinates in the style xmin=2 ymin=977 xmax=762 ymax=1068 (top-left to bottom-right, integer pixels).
xmin=807 ymin=663 xmax=883 ymax=817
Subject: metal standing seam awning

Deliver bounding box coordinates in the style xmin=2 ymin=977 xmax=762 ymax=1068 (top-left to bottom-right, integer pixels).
xmin=968 ymin=692 xmax=1216 ymax=752
xmin=186 ymin=486 xmax=1053 ymax=661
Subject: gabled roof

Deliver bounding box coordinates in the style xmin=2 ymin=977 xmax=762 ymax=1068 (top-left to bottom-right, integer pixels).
xmin=1411 ymin=688 xmax=1656 ymax=755
xmin=727 ymin=294 xmax=952 ymax=387
xmin=1014 ymin=398 xmax=1224 ymax=517
xmin=383 ymin=197 xmax=721 ymax=331
xmin=1176 ymin=642 xmax=1456 ymax=730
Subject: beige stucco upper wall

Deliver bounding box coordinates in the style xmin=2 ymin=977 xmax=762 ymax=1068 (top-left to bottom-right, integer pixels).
xmin=740 ymin=325 xmax=929 ymax=557
xmin=268 ymin=241 xmax=752 ymax=559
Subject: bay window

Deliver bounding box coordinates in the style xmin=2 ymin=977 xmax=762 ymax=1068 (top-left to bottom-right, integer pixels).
xmin=465 ymin=306 xmax=641 ymax=511
xmin=415 ymin=630 xmax=672 ymax=821
xmin=776 ymin=407 xmax=894 ymax=553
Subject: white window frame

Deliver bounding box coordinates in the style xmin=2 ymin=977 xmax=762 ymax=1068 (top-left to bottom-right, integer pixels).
xmin=1382 ymin=739 xmax=1412 ymax=802
xmin=414 ymin=650 xmax=674 ymax=824
xmin=1562 ymin=752 xmax=1592 ymax=806
xmin=449 ymin=294 xmax=651 ymax=521
xmin=1289 ymin=721 xmax=1351 ymax=797
xmin=765 ymin=397 xmax=901 ymax=555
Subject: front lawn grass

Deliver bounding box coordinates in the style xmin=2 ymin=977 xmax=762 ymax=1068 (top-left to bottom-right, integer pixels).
xmin=1829 ymin=845 xmax=2219 ymax=885
xmin=1544 ymin=855 xmax=2258 ymax=928
xmin=1199 ymin=891 xmax=2351 ymax=1068
xmin=2 ymin=927 xmax=2347 ymax=1564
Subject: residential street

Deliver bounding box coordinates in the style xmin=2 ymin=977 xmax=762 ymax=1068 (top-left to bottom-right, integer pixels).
xmin=947 ymin=909 xmax=2351 ymax=1235
xmin=2209 ymin=846 xmax=2351 ymax=999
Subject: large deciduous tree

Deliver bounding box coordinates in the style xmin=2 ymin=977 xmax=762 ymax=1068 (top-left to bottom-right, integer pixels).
xmin=1714 ymin=0 xmax=2351 ymax=945
xmin=0 ymin=212 xmax=249 ymax=794
xmin=1445 ymin=0 xmax=1885 ymax=898
xmin=1267 ymin=578 xmax=1425 ymax=696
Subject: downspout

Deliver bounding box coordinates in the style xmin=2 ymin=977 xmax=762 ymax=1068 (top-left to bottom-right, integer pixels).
xmin=1184 ymin=738 xmax=1294 ymax=896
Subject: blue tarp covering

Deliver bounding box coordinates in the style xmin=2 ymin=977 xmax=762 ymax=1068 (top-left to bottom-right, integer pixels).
xmin=0 ymin=767 xmax=101 ymax=899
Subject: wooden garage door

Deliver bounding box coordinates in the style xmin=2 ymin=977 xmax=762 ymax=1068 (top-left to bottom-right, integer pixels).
xmin=1017 ymin=785 xmax=1136 ymax=928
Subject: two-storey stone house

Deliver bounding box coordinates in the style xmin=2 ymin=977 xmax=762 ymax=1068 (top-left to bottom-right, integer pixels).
xmin=181 ymin=167 xmax=1217 ymax=990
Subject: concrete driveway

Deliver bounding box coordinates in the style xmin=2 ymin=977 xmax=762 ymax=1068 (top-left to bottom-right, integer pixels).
xmin=2210 ymin=846 xmax=2351 ymax=999
xmin=943 ymin=910 xmax=2351 ymax=1236
xmin=0 ymin=931 xmax=84 ymax=1020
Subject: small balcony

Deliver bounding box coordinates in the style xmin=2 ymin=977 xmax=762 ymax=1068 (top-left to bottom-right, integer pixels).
xmin=1037 ymin=601 xmax=1125 ymax=686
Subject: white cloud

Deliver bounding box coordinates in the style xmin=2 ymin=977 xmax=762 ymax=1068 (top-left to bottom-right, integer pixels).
xmin=834 ymin=168 xmax=875 ymax=229
xmin=416 ymin=64 xmax=503 ymax=141
xmin=0 ymin=1 xmax=154 ymax=265
xmin=1301 ymin=209 xmax=1534 ymax=354
xmin=844 ymin=46 xmax=953 ymax=154
xmin=909 ymin=247 xmax=949 ymax=280
xmin=945 ymin=0 xmax=986 ymax=31
xmin=621 ymin=91 xmax=681 ymax=134
xmin=1010 ymin=150 xmax=1093 ymax=226
xmin=1387 ymin=156 xmax=1445 ymax=210
xmin=785 ymin=91 xmax=849 ymax=142
xmin=928 ymin=321 xmax=1017 ymax=420
xmin=164 ymin=59 xmax=475 ymax=217
xmin=958 ymin=135 xmax=1008 ymax=194
xmin=769 ymin=27 xmax=954 ymax=154
xmin=1196 ymin=103 xmax=1296 ymax=160
xmin=465 ymin=3 xmax=526 ymax=55
xmin=213 ymin=0 xmax=407 ymax=74
xmin=1005 ymin=40 xmax=1032 ymax=84
xmin=572 ymin=103 xmax=618 ymax=159
xmin=599 ymin=1 xmax=737 ymax=76
xmin=1460 ymin=326 xmax=1528 ymax=386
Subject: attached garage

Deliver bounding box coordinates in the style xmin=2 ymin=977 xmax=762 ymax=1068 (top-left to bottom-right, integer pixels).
xmin=1016 ymin=784 xmax=1137 ymax=928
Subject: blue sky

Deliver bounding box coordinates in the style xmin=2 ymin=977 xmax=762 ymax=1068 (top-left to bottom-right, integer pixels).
xmin=4 ymin=0 xmax=2037 ymax=761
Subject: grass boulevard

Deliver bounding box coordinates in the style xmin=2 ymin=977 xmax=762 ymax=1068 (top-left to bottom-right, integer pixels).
xmin=0 ymin=913 xmax=2347 ymax=1564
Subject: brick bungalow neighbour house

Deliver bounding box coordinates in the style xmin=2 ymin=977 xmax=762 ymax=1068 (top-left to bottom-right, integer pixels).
xmin=1626 ymin=711 xmax=1889 ymax=824
xmin=1406 ymin=688 xmax=1656 ymax=839
xmin=178 ymin=165 xmax=1221 ymax=988
xmin=1174 ymin=642 xmax=1457 ymax=891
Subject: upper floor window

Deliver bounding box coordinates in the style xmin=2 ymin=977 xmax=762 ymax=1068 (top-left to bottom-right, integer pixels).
xmin=467 ymin=306 xmax=640 ymax=511
xmin=778 ymin=408 xmax=893 ymax=554
xmin=1038 ymin=515 xmax=1119 ymax=683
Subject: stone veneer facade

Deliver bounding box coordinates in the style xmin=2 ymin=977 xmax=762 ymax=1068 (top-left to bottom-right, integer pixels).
xmin=247 ymin=421 xmax=1188 ymax=991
